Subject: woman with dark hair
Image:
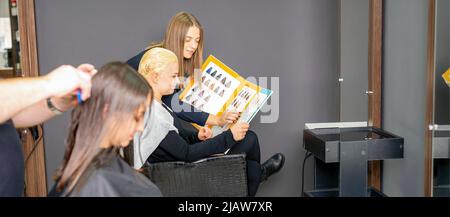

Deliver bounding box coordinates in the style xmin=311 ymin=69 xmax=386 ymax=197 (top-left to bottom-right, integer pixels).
xmin=49 ymin=62 xmax=161 ymax=197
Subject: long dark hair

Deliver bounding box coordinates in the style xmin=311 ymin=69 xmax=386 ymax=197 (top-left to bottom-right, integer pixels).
xmin=54 ymin=61 xmax=151 ymax=193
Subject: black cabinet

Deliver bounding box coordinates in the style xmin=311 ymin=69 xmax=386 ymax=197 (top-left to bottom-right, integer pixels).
xmin=303 ymin=127 xmax=404 ymax=197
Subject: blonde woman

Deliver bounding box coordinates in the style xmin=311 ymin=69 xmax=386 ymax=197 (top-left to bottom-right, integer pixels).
xmin=133 ymin=48 xmax=284 ymax=197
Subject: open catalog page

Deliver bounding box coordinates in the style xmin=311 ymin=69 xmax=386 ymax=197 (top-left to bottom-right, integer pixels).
xmin=179 ymin=55 xmax=273 ymax=137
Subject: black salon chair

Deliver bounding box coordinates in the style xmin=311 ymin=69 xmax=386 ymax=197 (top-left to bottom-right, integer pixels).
xmin=123 ymin=144 xmax=248 ymax=197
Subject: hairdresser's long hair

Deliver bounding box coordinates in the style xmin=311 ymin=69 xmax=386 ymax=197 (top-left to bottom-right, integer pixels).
xmin=148 ymin=11 xmax=204 ymax=78
xmin=53 ymin=61 xmax=151 ymax=194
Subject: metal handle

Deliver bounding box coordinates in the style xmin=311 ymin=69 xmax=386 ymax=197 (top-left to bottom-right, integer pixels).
xmin=429 ymin=124 xmax=450 ymax=131
xmin=365 ymin=90 xmax=374 ymax=94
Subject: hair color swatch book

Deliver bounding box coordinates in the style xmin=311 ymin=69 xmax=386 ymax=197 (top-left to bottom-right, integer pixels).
xmin=179 ymin=55 xmax=273 ymax=132
xmin=442 ymin=68 xmax=450 ymax=88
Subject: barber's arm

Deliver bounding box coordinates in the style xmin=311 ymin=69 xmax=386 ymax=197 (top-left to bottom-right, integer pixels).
xmin=1 ymin=64 xmax=96 ymax=126
xmin=12 ymin=96 xmax=73 ymax=128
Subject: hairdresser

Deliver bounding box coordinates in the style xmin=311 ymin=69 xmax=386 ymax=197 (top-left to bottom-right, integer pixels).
xmin=0 ymin=63 xmax=97 ymax=196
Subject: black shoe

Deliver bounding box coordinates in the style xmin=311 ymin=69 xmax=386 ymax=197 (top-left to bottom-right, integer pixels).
xmin=260 ymin=153 xmax=285 ymax=182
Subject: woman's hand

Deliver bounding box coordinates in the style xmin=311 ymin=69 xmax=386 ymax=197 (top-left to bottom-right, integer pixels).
xmin=198 ymin=126 xmax=213 ymax=141
xmin=230 ymin=122 xmax=249 ymax=142
xmin=218 ymin=111 xmax=240 ymax=127
xmin=205 ymin=111 xmax=240 ymax=127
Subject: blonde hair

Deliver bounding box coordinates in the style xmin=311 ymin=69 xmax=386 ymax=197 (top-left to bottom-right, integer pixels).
xmin=147 ymin=12 xmax=203 ymax=78
xmin=138 ymin=47 xmax=178 ymax=77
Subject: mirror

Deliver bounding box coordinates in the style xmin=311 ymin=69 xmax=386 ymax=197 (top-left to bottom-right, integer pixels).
xmin=0 ymin=0 xmax=20 ymax=79
xmin=302 ymin=0 xmax=382 ymax=195
xmin=339 ymin=0 xmax=382 ymax=189
xmin=339 ymin=0 xmax=369 ymax=123
xmin=430 ymin=0 xmax=450 ymax=197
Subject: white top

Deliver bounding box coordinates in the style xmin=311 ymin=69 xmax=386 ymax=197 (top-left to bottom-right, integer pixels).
xmin=133 ymin=100 xmax=178 ymax=169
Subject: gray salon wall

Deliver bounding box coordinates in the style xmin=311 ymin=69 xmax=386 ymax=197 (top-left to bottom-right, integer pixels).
xmin=382 ymin=0 xmax=428 ymax=196
xmin=35 ymin=0 xmax=339 ymax=196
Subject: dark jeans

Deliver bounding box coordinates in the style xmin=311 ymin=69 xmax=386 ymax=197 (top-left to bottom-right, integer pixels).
xmin=228 ymin=130 xmax=261 ymax=197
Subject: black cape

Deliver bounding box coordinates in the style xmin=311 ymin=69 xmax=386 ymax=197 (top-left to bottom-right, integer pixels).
xmin=50 ymin=155 xmax=162 ymax=197
xmin=0 ymin=120 xmax=24 ymax=196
